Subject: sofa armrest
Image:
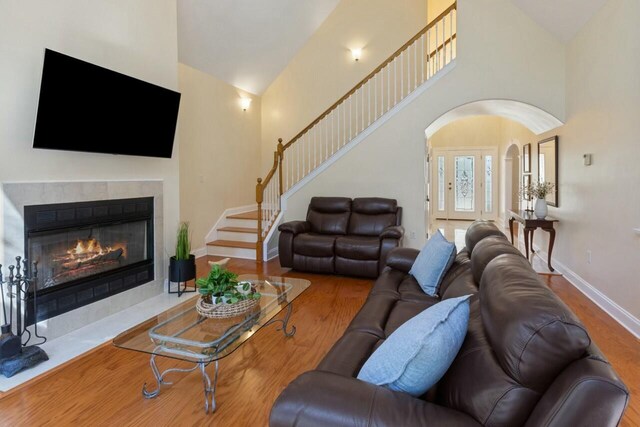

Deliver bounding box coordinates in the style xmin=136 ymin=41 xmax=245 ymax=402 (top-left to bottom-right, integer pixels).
xmin=380 ymin=225 xmax=405 ymax=239
xmin=278 ymin=220 xmax=311 ymax=235
xmin=270 ymin=371 xmax=480 ymax=427
xmin=385 ymin=247 xmax=420 ymax=273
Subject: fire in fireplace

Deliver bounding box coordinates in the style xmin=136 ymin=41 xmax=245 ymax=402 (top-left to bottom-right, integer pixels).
xmin=24 ymin=197 xmax=154 ymax=323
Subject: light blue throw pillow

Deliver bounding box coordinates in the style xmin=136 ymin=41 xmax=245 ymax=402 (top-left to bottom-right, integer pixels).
xmin=357 ymin=295 xmax=471 ymax=397
xmin=409 ymin=230 xmax=456 ymax=296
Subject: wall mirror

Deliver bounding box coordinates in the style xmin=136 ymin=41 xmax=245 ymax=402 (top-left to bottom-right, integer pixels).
xmin=538 ymin=136 xmax=558 ymax=206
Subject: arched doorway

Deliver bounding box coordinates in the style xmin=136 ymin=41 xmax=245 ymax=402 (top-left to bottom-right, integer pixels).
xmin=423 ymin=100 xmax=562 ymax=243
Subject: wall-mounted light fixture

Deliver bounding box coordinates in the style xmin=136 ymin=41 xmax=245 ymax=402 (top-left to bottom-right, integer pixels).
xmin=350 ymin=48 xmax=362 ymax=62
xmin=240 ymin=97 xmax=251 ymax=111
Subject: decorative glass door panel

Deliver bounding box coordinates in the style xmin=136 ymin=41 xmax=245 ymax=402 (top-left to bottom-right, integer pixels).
xmin=431 ymin=148 xmax=498 ymax=221
xmin=454 ymin=156 xmax=475 ymax=212
xmin=437 ymin=155 xmax=446 ymax=212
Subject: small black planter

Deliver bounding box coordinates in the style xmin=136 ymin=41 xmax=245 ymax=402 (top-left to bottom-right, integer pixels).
xmin=168 ymin=255 xmax=196 ymax=296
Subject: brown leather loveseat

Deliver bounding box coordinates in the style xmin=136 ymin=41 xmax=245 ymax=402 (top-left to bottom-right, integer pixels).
xmin=278 ymin=197 xmax=403 ymax=278
xmin=271 ymin=220 xmax=629 ymax=427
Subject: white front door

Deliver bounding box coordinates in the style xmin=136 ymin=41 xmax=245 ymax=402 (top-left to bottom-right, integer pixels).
xmin=432 ymin=148 xmax=498 ymax=221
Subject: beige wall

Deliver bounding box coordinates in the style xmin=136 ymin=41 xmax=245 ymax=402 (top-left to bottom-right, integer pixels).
xmin=279 ymin=0 xmax=565 ymax=249
xmin=530 ymin=0 xmax=640 ymax=321
xmin=428 ymin=0 xmax=454 ymax=21
xmin=0 ymin=0 xmax=180 ymax=259
xmin=178 ymin=64 xmax=261 ymax=249
xmin=260 ymin=0 xmax=428 ymax=175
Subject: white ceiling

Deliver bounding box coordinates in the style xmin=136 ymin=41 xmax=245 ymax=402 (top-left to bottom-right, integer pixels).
xmin=511 ymin=0 xmax=609 ymax=42
xmin=177 ymin=0 xmax=341 ymax=95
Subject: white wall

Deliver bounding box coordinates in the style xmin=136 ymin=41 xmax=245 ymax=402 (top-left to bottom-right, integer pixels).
xmin=281 ymin=0 xmax=565 ymax=247
xmin=178 ymin=64 xmax=261 ymax=249
xmin=530 ymin=0 xmax=640 ymax=325
xmin=0 ymin=0 xmax=180 ymax=260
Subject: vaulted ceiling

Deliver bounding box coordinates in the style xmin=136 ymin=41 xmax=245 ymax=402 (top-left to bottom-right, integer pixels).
xmin=177 ymin=0 xmax=609 ymax=95
xmin=177 ymin=0 xmax=340 ymax=95
xmin=511 ymin=0 xmax=609 ymax=42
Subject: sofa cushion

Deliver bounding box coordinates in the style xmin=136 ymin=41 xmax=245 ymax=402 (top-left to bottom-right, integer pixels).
xmin=335 ymin=236 xmax=381 ymax=260
xmin=357 ymin=295 xmax=471 ymax=397
xmin=470 ymin=236 xmax=523 ymax=284
xmin=481 ymin=254 xmax=591 ymax=393
xmin=464 ymin=220 xmax=507 ymax=253
xmin=293 ymin=233 xmax=336 ymax=257
xmin=409 ymin=230 xmax=457 ymax=296
xmin=348 ymin=198 xmax=399 ymax=236
xmin=437 ymin=297 xmax=542 ymax=427
xmin=306 ymin=197 xmax=352 ymax=235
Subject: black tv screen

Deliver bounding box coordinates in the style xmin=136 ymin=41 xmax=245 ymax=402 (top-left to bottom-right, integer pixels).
xmin=33 ymin=49 xmax=181 ymax=158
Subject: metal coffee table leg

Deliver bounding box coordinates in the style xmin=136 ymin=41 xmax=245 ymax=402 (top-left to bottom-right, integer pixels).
xmin=142 ymin=350 xmax=220 ymax=414
xmin=142 ymin=352 xmax=199 ymax=398
xmin=264 ymin=303 xmax=296 ymax=337
xmin=201 ymin=360 xmax=219 ymax=413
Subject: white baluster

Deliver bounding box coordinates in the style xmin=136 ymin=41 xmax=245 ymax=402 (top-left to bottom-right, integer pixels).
xmin=420 ymin=33 xmax=424 ymax=85
xmin=400 ymin=51 xmax=404 ymax=99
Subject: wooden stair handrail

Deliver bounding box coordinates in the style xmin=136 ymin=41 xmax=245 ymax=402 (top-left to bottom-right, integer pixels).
xmin=282 ymin=1 xmax=457 ymax=151
xmin=254 ymin=2 xmax=457 ymax=262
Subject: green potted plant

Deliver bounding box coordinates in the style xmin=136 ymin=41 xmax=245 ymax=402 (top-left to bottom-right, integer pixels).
xmin=169 ymin=222 xmax=196 ymax=285
xmin=195 ymin=264 xmax=261 ymax=317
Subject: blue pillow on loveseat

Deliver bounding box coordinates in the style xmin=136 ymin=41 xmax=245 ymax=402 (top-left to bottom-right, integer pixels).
xmin=357 ymin=295 xmax=471 ymax=396
xmin=409 ymin=230 xmax=456 ymax=296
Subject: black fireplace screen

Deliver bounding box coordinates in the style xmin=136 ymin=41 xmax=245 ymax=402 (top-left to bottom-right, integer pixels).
xmin=29 ymin=220 xmax=149 ymax=291
xmin=23 ymin=197 xmax=154 ymax=323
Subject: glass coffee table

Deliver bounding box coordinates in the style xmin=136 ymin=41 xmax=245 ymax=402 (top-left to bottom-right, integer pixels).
xmin=112 ymin=275 xmax=310 ymax=414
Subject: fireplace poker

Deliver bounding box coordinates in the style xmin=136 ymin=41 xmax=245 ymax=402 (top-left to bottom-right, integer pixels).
xmin=0 ymin=265 xmax=6 ymax=326
xmin=8 ymin=265 xmax=14 ymax=334
xmin=15 ymin=256 xmax=23 ymax=339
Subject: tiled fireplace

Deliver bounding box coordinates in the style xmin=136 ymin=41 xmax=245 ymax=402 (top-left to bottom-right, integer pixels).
xmin=24 ymin=197 xmax=154 ymax=324
xmin=2 ymin=180 xmax=165 ymax=340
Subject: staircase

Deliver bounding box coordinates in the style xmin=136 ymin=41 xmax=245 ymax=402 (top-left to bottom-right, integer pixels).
xmin=211 ymin=2 xmax=457 ymax=262
xmin=206 ymin=210 xmax=259 ymax=259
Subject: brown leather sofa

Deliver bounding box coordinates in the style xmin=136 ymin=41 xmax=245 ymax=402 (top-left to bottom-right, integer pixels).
xmin=270 ymin=220 xmax=629 ymax=427
xmin=278 ymin=197 xmax=403 ymax=278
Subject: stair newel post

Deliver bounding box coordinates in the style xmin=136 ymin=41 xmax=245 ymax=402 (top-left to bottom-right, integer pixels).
xmin=277 ymin=138 xmax=284 ymax=197
xmin=256 ymin=178 xmax=264 ymax=264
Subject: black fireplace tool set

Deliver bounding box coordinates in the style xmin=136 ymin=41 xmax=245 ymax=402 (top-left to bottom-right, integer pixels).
xmin=0 ymin=256 xmax=48 ymax=377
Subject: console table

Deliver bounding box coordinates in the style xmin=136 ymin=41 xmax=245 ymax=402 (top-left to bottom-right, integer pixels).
xmin=508 ymin=210 xmax=559 ymax=272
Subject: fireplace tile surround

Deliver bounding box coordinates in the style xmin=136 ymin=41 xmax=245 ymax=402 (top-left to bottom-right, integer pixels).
xmin=2 ymin=180 xmax=165 ymax=341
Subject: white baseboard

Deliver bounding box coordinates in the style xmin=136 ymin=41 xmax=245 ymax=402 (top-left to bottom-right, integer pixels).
xmin=533 ymin=244 xmax=640 ymax=339
xmin=192 ymin=246 xmax=207 ymax=259
xmin=262 ymin=211 xmax=284 ymax=261
xmin=204 ymin=203 xmax=257 ymax=243
xmin=266 ymin=246 xmax=279 ymax=261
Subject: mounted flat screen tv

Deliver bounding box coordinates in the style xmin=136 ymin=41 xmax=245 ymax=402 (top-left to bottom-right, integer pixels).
xmin=33 ymin=49 xmax=181 ymax=158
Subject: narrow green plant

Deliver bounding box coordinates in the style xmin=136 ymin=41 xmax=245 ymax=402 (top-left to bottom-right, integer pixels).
xmin=196 ymin=264 xmax=261 ymax=304
xmin=175 ymin=222 xmax=191 ymax=260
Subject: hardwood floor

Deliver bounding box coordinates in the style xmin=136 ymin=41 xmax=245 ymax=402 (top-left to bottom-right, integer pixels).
xmin=0 ymin=256 xmax=637 ymax=426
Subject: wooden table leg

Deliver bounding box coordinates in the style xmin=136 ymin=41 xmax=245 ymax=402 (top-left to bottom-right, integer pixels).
xmin=509 ymin=217 xmax=515 ymax=244
xmin=524 ymin=228 xmax=531 ymax=259
xmin=544 ymin=226 xmax=556 ymax=272
xmin=530 ymin=229 xmax=535 ymax=253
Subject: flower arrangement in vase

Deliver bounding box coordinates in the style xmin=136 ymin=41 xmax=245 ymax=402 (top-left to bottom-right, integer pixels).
xmin=530 ymin=181 xmax=555 ymax=218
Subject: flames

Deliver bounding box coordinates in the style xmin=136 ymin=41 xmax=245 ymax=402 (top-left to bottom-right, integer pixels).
xmin=66 ymin=239 xmax=127 ymax=259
